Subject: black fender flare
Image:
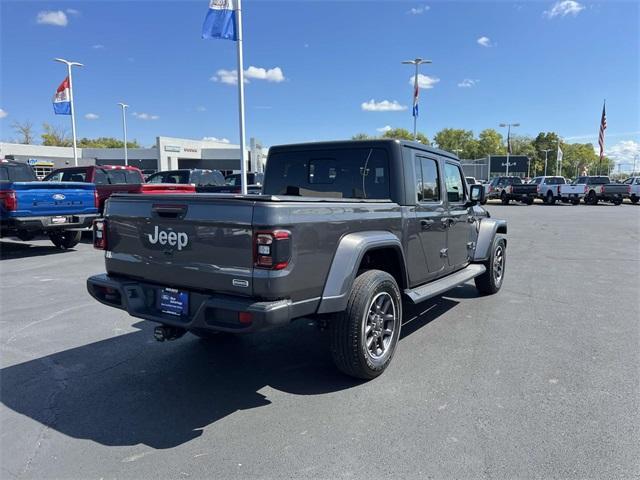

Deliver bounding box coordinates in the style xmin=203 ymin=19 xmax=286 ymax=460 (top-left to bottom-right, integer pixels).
xmin=317 ymin=231 xmax=407 ymax=314
xmin=473 ymin=218 xmax=507 ymax=262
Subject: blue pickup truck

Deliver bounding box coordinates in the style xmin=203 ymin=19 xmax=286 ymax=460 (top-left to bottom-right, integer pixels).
xmin=0 ymin=160 xmax=98 ymax=249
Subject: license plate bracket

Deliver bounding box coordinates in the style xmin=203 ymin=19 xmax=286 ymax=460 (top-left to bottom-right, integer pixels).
xmin=158 ymin=288 xmax=189 ymax=317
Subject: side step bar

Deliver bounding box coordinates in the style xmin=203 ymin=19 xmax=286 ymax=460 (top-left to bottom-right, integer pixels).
xmin=404 ymin=264 xmax=486 ymax=304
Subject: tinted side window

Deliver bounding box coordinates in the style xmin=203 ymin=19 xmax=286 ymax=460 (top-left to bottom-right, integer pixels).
xmin=444 ymin=163 xmax=465 ymax=203
xmin=415 ymin=156 xmax=440 ymax=202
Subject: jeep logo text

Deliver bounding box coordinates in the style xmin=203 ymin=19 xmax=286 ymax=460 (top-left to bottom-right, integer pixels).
xmin=147 ymin=225 xmax=188 ymax=251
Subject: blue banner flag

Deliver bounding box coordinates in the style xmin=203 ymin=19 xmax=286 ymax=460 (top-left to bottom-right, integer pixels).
xmin=202 ymin=0 xmax=237 ymax=41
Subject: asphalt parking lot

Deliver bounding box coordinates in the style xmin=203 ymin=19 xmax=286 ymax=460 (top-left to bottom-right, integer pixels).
xmin=1 ymin=203 xmax=638 ymax=480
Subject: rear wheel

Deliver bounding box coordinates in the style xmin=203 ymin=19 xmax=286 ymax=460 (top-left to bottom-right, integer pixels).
xmin=524 ymin=197 xmax=534 ymax=205
xmin=500 ymin=192 xmax=510 ymax=205
xmin=631 ymin=195 xmax=639 ymax=204
xmin=475 ymin=237 xmax=506 ymax=295
xmin=48 ymin=230 xmax=81 ymax=249
xmin=330 ymin=270 xmax=402 ymax=380
xmin=612 ymin=198 xmax=622 ymax=206
xmin=585 ymin=190 xmax=598 ymax=205
xmin=571 ymin=197 xmax=580 ymax=205
xmin=545 ymin=191 xmax=556 ymax=205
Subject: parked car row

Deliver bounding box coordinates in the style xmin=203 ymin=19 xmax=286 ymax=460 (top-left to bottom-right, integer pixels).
xmin=480 ymin=175 xmax=635 ymax=206
xmin=1 ymin=160 xmax=263 ymax=249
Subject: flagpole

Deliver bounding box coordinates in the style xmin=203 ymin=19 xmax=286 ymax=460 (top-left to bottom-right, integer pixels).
xmin=413 ymin=63 xmax=418 ymax=140
xmin=235 ymin=0 xmax=248 ymax=195
xmin=55 ymin=58 xmax=83 ymax=166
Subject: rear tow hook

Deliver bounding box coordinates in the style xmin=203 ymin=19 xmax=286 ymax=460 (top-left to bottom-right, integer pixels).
xmin=154 ymin=326 xmax=187 ymax=342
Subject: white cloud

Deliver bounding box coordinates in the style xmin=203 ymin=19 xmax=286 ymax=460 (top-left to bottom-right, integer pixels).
xmin=0 ymin=108 xmax=7 ymax=119
xmin=84 ymin=113 xmax=99 ymax=120
xmin=133 ymin=112 xmax=159 ymax=121
xmin=477 ymin=36 xmax=493 ymax=47
xmin=66 ymin=8 xmax=80 ymax=15
xmin=606 ymin=140 xmax=640 ymax=167
xmin=377 ymin=125 xmax=393 ymax=133
xmin=211 ymin=66 xmax=286 ymax=85
xmin=92 ymin=44 xmax=105 ymax=49
xmin=458 ymin=78 xmax=479 ymax=88
xmin=409 ymin=74 xmax=440 ymax=89
xmin=361 ymin=99 xmax=408 ymax=112
xmin=544 ymin=0 xmax=585 ymax=18
xmin=408 ymin=5 xmax=430 ymax=15
xmin=196 ymin=106 xmax=207 ymax=112
xmin=36 ymin=10 xmax=68 ymax=27
xmin=202 ymin=137 xmax=231 ymax=144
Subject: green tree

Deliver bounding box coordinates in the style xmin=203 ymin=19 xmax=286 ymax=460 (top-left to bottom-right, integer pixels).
xmin=531 ymin=132 xmax=561 ymax=176
xmin=433 ymin=128 xmax=475 ymax=158
xmin=77 ymin=137 xmax=140 ymax=148
xmin=41 ymin=123 xmax=71 ymax=146
xmin=476 ymin=129 xmax=504 ymax=157
xmin=351 ymin=133 xmax=371 ymax=140
xmin=382 ymin=128 xmax=429 ymax=144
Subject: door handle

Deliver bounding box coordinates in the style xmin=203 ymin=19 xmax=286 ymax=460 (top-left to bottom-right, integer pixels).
xmin=421 ymin=219 xmax=434 ymax=230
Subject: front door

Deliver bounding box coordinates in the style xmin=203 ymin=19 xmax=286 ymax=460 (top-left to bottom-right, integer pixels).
xmin=415 ymin=155 xmax=448 ymax=281
xmin=444 ymin=162 xmax=473 ymax=270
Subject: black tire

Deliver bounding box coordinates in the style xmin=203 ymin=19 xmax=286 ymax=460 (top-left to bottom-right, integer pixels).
xmin=48 ymin=230 xmax=81 ymax=249
xmin=545 ymin=191 xmax=556 ymax=205
xmin=524 ymin=197 xmax=534 ymax=205
xmin=474 ymin=237 xmax=506 ymax=295
xmin=631 ymin=196 xmax=639 ymax=204
xmin=480 ymin=198 xmax=488 ymax=205
xmin=585 ymin=191 xmax=598 ymax=205
xmin=330 ymin=270 xmax=402 ymax=380
xmin=500 ymin=192 xmax=510 ymax=205
xmin=612 ymin=199 xmax=622 ymax=206
xmin=571 ymin=198 xmax=580 ymax=205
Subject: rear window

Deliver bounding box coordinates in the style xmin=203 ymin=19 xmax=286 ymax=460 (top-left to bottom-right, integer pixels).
xmin=147 ymin=171 xmax=190 ymax=184
xmin=264 ymin=148 xmax=391 ymax=199
xmin=0 ymin=163 xmax=37 ymax=182
xmin=45 ymin=169 xmax=87 ymax=182
xmin=531 ymin=177 xmax=542 ymax=185
xmin=587 ymin=176 xmax=610 ymax=185
xmin=124 ymin=170 xmax=142 ymax=184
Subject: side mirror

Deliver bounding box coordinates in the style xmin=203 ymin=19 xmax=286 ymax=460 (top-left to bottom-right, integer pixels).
xmin=468 ymin=184 xmax=485 ymax=205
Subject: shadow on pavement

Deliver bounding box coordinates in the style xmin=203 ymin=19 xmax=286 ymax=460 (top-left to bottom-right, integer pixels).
xmin=0 ymin=295 xmax=461 ymax=449
xmin=0 ymin=240 xmax=73 ymax=260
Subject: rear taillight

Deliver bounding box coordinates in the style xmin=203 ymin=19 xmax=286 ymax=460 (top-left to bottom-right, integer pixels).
xmin=93 ymin=219 xmax=107 ymax=250
xmin=254 ymin=229 xmax=291 ymax=270
xmin=94 ymin=189 xmax=100 ymax=209
xmin=628 ymin=186 xmax=632 ymax=194
xmin=537 ymin=185 xmax=541 ymax=193
xmin=584 ymin=186 xmax=589 ymax=193
xmin=0 ymin=190 xmax=18 ymax=211
xmin=557 ymin=186 xmax=561 ymax=196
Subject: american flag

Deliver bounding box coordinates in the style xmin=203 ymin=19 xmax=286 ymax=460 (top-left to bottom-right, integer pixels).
xmin=598 ymin=101 xmax=607 ymax=160
xmin=412 ymin=80 xmax=419 ymax=117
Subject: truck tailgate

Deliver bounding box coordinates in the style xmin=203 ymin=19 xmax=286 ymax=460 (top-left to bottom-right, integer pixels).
xmin=104 ymin=195 xmax=255 ymax=296
xmin=10 ymin=181 xmax=97 ymax=217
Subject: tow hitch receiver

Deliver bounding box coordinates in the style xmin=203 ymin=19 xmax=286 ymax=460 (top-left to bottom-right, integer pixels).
xmin=154 ymin=326 xmax=186 ymax=342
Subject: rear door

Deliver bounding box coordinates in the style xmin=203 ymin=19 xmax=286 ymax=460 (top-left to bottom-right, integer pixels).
xmin=105 ymin=195 xmax=256 ymax=296
xmin=444 ymin=162 xmax=472 ymax=271
xmin=414 ymin=154 xmax=448 ymax=281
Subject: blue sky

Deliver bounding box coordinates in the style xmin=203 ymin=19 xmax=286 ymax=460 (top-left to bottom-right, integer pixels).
xmin=1 ymin=0 xmax=638 ymax=166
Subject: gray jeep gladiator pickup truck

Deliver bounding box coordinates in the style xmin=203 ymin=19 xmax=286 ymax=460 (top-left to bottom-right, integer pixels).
xmin=87 ymin=140 xmax=507 ymax=379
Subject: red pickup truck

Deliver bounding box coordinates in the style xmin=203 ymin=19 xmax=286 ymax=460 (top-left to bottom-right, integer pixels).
xmin=44 ymin=165 xmax=194 ymax=213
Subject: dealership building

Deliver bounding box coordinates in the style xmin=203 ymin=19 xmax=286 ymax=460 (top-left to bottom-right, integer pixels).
xmin=0 ymin=136 xmax=267 ymax=178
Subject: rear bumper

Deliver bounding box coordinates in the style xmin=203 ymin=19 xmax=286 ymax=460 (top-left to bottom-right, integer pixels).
xmin=86 ymin=273 xmax=296 ymax=333
xmin=1 ymin=214 xmax=98 ymax=232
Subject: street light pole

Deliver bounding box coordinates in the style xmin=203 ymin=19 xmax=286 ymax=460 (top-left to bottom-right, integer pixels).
xmin=542 ymin=149 xmax=551 ymax=176
xmin=117 ymin=103 xmax=129 ymax=166
xmin=499 ymin=122 xmax=519 ymax=176
xmin=54 ymin=58 xmax=83 ymax=166
xmin=402 ymin=58 xmax=432 ymax=140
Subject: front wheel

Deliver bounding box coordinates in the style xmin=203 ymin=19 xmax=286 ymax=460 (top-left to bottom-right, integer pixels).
xmin=330 ymin=270 xmax=402 ymax=380
xmin=585 ymin=191 xmax=598 ymax=205
xmin=48 ymin=230 xmax=81 ymax=249
xmin=475 ymin=237 xmax=506 ymax=295
xmin=545 ymin=192 xmax=556 ymax=205
xmin=501 ymin=192 xmax=510 ymax=205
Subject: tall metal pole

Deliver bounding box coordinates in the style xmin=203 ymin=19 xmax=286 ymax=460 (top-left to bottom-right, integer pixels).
xmin=542 ymin=149 xmax=551 ymax=176
xmin=500 ymin=122 xmax=519 ymax=177
xmin=402 ymin=58 xmax=431 ymax=142
xmin=55 ymin=58 xmax=83 ymax=166
xmin=633 ymin=155 xmax=638 ymax=176
xmin=118 ymin=103 xmax=129 ymax=166
xmin=235 ymin=0 xmax=248 ymax=195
